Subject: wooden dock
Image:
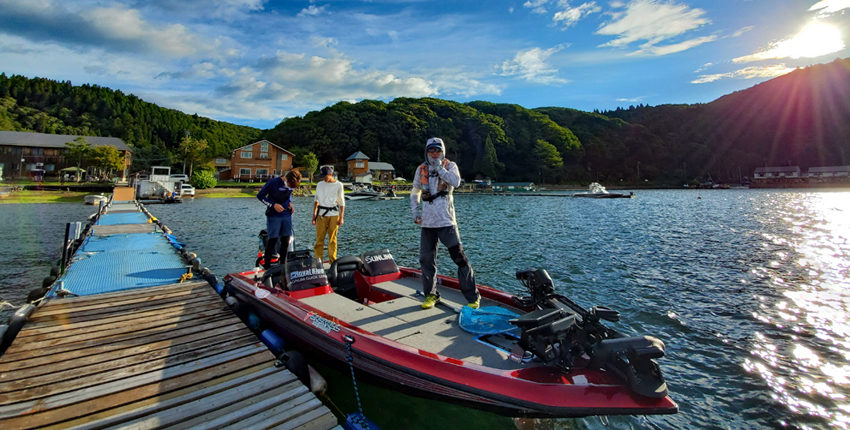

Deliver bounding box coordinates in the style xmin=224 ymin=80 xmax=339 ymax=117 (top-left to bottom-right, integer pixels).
xmin=0 ymin=280 xmax=338 ymax=429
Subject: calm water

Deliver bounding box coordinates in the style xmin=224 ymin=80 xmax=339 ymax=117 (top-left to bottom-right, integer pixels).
xmin=1 ymin=189 xmax=849 ymax=430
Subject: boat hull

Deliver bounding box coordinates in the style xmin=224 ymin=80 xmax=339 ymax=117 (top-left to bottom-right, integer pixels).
xmin=573 ymin=193 xmax=634 ymax=198
xmin=224 ymin=269 xmax=677 ymax=418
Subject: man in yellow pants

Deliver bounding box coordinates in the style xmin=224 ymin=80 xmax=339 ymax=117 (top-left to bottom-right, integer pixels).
xmin=312 ymin=166 xmax=345 ymax=262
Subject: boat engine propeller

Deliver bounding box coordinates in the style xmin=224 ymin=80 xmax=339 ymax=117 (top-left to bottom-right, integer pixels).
xmin=510 ymin=268 xmax=669 ymax=398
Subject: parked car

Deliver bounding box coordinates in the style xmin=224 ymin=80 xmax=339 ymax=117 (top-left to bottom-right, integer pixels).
xmin=170 ymin=174 xmax=190 ymax=182
xmin=180 ymin=183 xmax=195 ymax=196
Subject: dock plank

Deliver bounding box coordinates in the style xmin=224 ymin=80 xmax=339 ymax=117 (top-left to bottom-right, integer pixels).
xmin=0 ymin=316 xmax=239 ymax=364
xmin=0 ymin=347 xmax=271 ymax=423
xmin=18 ymin=300 xmax=229 ymax=338
xmin=0 ymin=324 xmax=250 ymax=380
xmin=0 ymin=333 xmax=258 ymax=395
xmin=25 ymin=295 xmax=219 ymax=330
xmin=57 ymin=364 xmax=281 ymax=430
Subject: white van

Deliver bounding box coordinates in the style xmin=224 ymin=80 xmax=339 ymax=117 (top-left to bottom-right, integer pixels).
xmin=170 ymin=174 xmax=189 ymax=182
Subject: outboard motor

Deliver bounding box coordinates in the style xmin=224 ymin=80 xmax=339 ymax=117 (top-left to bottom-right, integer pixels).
xmin=510 ymin=268 xmax=669 ymax=398
xmin=285 ymin=250 xmax=329 ymax=292
xmin=360 ymin=249 xmax=399 ymax=277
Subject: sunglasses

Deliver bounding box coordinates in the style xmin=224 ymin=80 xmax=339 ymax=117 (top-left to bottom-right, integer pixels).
xmin=427 ymin=147 xmax=442 ymax=153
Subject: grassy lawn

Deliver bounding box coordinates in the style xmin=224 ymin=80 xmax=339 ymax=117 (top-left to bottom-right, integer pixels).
xmin=0 ymin=190 xmax=89 ymax=204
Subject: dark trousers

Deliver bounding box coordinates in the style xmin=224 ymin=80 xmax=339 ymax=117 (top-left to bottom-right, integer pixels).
xmin=419 ymin=225 xmax=479 ymax=303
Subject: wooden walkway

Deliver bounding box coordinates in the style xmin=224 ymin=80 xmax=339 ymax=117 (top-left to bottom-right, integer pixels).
xmin=0 ymin=281 xmax=338 ymax=430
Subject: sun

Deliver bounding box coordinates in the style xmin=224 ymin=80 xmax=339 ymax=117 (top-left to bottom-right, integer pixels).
xmin=770 ymin=22 xmax=845 ymax=59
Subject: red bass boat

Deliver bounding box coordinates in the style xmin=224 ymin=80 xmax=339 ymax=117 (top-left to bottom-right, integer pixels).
xmin=223 ymin=248 xmax=678 ymax=418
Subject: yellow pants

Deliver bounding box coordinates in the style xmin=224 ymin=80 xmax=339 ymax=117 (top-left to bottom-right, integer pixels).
xmin=314 ymin=215 xmax=340 ymax=263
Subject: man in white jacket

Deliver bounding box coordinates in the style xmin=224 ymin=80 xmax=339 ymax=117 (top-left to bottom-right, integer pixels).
xmin=411 ymin=137 xmax=480 ymax=310
xmin=312 ymin=166 xmax=345 ymax=263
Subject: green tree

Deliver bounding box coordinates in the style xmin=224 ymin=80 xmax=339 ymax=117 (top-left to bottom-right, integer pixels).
xmin=65 ymin=136 xmax=91 ymax=181
xmin=89 ymin=145 xmax=124 ymax=179
xmin=192 ymin=170 xmax=217 ymax=189
xmin=472 ymin=134 xmax=502 ymax=179
xmin=534 ymin=139 xmax=563 ymax=184
xmin=301 ymin=152 xmax=319 ymax=184
xmin=178 ymin=136 xmax=209 ymax=177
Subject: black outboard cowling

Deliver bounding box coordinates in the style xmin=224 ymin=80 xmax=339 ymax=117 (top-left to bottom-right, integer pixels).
xmin=360 ymin=249 xmax=399 ymax=277
xmin=285 ymin=250 xmax=329 ymax=291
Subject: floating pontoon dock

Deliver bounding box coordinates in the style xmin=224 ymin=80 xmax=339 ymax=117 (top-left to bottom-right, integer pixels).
xmin=0 ymin=187 xmax=337 ymax=429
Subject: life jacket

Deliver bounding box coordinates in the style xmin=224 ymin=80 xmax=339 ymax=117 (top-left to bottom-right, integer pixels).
xmin=419 ymin=158 xmax=450 ymax=201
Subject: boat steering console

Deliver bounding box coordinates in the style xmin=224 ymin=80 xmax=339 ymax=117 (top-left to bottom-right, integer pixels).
xmin=510 ymin=268 xmax=669 ymax=399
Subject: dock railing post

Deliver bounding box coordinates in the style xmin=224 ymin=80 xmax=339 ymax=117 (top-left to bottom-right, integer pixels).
xmin=61 ymin=222 xmax=82 ymax=271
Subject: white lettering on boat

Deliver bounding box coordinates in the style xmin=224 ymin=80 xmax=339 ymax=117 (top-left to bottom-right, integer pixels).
xmin=310 ymin=314 xmax=340 ymax=333
xmin=364 ymin=253 xmax=393 ymax=264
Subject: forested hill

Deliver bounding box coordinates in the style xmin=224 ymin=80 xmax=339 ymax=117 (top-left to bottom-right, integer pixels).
xmin=0 ymin=73 xmax=262 ymax=171
xmin=3 ymin=58 xmax=848 ymax=183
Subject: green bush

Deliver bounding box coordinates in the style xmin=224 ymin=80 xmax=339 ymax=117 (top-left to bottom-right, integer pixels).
xmin=192 ymin=170 xmax=217 ymax=189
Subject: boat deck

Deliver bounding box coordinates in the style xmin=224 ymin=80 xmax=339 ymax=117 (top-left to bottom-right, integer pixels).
xmin=0 ymin=281 xmax=337 ymax=429
xmin=302 ymin=276 xmax=524 ymax=370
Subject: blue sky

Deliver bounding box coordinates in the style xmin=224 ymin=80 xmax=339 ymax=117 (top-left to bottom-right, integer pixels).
xmin=0 ymin=0 xmax=848 ymax=129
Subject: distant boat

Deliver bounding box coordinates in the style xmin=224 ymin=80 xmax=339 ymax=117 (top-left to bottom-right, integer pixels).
xmin=573 ymin=183 xmax=635 ymax=199
xmin=84 ymin=194 xmax=107 ymax=205
xmin=345 ymin=185 xmax=384 ymax=201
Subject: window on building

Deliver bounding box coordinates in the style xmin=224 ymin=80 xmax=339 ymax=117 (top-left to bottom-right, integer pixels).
xmin=240 ymin=168 xmax=251 ymax=176
xmin=261 ymin=141 xmax=269 ymax=152
xmin=281 ymin=154 xmax=288 ymax=161
xmin=241 ymin=151 xmax=252 ymax=158
xmin=256 ymin=169 xmax=269 ymax=176
xmin=260 ymin=152 xmax=268 ymax=159
xmin=356 ymin=161 xmax=364 ymax=168
xmin=216 ymin=158 xmax=227 ymax=164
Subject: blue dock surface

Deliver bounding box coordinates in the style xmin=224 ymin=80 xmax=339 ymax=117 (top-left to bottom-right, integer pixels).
xmin=0 ymin=191 xmax=339 ymax=429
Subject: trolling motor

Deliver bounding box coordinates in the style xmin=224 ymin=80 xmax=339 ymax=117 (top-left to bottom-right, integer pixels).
xmin=510 ymin=268 xmax=669 ymax=398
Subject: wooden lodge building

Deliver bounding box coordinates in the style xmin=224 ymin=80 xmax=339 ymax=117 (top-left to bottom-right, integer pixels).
xmin=0 ymin=130 xmax=132 ymax=181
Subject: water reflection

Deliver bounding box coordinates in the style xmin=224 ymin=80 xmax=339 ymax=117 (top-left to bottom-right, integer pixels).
xmin=745 ymin=191 xmax=850 ymax=428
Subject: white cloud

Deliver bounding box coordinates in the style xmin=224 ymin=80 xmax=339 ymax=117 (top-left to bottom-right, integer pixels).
xmin=0 ymin=0 xmax=219 ymax=58
xmin=83 ymin=6 xmax=217 ymax=58
xmin=228 ymin=50 xmax=438 ymax=105
xmin=731 ymin=26 xmax=754 ymax=38
xmin=691 ymin=64 xmax=795 ymax=84
xmin=497 ymin=45 xmax=568 ymax=85
xmin=630 ymin=35 xmax=717 ymax=56
xmin=310 ymin=36 xmax=338 ymax=49
xmin=298 ymin=5 xmax=327 ymax=17
xmin=553 ymin=1 xmax=601 ymax=28
xmin=809 ymin=0 xmax=850 ymax=16
xmin=524 ymin=0 xmax=550 ymax=14
xmin=596 ymin=0 xmax=710 ymax=49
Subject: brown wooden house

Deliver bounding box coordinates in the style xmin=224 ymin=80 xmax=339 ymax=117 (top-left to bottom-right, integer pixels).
xmin=230 ymin=139 xmax=295 ymax=182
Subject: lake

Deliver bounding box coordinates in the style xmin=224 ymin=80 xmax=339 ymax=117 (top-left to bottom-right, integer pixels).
xmin=1 ymin=189 xmax=849 ymax=429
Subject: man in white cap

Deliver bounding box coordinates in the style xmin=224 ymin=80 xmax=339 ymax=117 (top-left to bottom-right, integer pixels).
xmin=312 ymin=166 xmax=345 ymax=263
xmin=411 ymin=137 xmax=480 ymax=310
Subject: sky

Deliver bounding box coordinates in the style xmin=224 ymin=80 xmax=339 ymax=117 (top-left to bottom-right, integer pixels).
xmin=0 ymin=0 xmax=848 ymax=130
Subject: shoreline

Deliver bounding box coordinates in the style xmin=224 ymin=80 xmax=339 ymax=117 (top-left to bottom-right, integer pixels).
xmin=4 ymin=182 xmax=849 ymax=204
